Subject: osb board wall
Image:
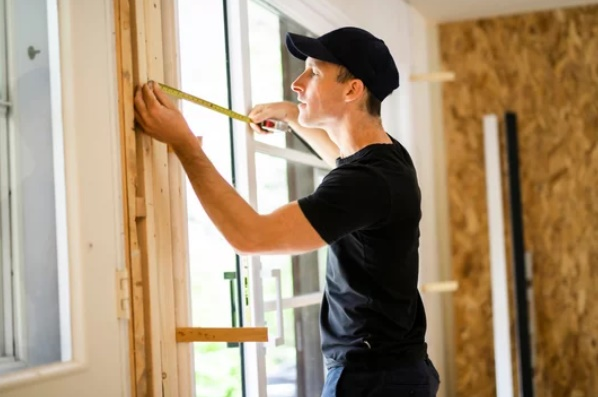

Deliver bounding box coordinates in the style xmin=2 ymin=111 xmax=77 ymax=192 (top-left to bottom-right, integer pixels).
xmin=439 ymin=5 xmax=598 ymax=397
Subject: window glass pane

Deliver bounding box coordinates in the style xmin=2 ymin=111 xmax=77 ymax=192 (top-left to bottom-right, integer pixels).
xmin=177 ymin=0 xmax=242 ymax=395
xmin=247 ymin=1 xmax=285 ymax=148
xmin=247 ymin=0 xmax=317 ymax=156
xmin=265 ymin=306 xmax=323 ymax=397
xmin=1 ymin=0 xmax=71 ymax=375
xmin=255 ymin=151 xmax=327 ymax=396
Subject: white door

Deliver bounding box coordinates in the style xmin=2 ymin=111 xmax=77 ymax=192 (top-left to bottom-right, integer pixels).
xmin=0 ymin=1 xmax=128 ymax=396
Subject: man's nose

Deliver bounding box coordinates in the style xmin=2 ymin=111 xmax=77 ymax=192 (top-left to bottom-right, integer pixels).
xmin=291 ymin=75 xmax=304 ymax=93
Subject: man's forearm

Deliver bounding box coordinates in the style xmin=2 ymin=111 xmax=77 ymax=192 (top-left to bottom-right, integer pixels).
xmin=173 ymin=137 xmax=261 ymax=253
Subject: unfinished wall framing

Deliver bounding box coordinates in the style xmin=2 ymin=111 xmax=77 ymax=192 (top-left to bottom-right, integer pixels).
xmin=114 ymin=0 xmax=187 ymax=395
xmin=114 ymin=1 xmax=268 ymax=396
xmin=440 ymin=5 xmax=598 ymax=397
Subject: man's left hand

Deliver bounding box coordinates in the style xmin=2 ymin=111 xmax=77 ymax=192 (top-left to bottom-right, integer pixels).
xmin=134 ymin=82 xmax=195 ymax=150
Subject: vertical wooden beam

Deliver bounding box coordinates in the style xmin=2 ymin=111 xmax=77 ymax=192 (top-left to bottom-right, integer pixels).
xmin=114 ymin=0 xmax=147 ymax=395
xmin=143 ymin=0 xmax=180 ymax=395
xmin=113 ymin=1 xmax=137 ymax=396
xmin=160 ymin=1 xmax=194 ymax=395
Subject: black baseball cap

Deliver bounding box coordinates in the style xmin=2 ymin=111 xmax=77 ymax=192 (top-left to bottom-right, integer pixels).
xmin=285 ymin=27 xmax=399 ymax=101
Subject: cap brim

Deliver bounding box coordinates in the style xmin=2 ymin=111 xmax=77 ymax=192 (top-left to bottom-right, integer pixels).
xmin=285 ymin=33 xmax=340 ymax=64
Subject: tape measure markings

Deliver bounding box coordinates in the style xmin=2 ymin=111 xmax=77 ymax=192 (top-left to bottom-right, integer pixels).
xmin=158 ymin=83 xmax=253 ymax=124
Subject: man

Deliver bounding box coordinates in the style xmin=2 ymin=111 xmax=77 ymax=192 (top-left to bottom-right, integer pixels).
xmin=135 ymin=26 xmax=439 ymax=396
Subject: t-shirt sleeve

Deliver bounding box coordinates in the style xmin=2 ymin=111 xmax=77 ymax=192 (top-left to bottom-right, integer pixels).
xmin=297 ymin=165 xmax=391 ymax=244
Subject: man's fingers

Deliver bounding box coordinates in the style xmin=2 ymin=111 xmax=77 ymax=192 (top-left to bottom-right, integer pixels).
xmin=153 ymin=83 xmax=176 ymax=110
xmin=134 ymin=109 xmax=144 ymax=128
xmin=248 ymin=106 xmax=265 ymax=122
xmin=134 ymin=86 xmax=148 ymax=116
xmin=249 ymin=122 xmax=261 ymax=133
xmin=142 ymin=83 xmax=158 ymax=108
xmin=249 ymin=122 xmax=270 ymax=134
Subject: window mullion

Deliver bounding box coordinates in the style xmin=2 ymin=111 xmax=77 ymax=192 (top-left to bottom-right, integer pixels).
xmin=225 ymin=1 xmax=268 ymax=397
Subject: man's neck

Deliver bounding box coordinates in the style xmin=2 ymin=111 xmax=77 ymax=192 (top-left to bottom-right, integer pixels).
xmin=327 ymin=113 xmax=391 ymax=158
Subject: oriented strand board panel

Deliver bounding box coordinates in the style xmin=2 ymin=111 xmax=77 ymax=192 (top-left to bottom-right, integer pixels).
xmin=439 ymin=5 xmax=598 ymax=397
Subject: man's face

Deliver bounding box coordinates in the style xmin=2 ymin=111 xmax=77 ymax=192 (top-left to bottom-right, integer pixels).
xmin=291 ymin=57 xmax=347 ymax=128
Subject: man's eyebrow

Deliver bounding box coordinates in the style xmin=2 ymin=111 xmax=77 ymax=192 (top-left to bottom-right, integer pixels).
xmin=306 ymin=57 xmax=323 ymax=65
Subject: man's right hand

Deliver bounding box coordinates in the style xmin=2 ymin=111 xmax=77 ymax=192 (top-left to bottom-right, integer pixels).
xmin=248 ymin=101 xmax=298 ymax=134
xmin=248 ymin=100 xmax=339 ymax=167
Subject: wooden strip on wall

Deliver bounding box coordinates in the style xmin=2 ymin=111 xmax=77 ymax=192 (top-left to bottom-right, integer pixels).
xmin=144 ymin=0 xmax=181 ymax=396
xmin=131 ymin=0 xmax=163 ymax=394
xmin=159 ymin=1 xmax=193 ymax=395
xmin=114 ymin=0 xmax=146 ymax=395
xmin=176 ymin=327 xmax=269 ymax=343
xmin=409 ymin=71 xmax=455 ymax=82
xmin=113 ymin=0 xmax=137 ymax=395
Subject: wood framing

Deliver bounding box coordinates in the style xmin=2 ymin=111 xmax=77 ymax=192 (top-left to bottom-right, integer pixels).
xmin=115 ymin=0 xmax=178 ymax=395
xmin=115 ymin=1 xmax=270 ymax=396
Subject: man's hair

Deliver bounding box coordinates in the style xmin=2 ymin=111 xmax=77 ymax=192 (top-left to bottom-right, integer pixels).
xmin=336 ymin=65 xmax=381 ymax=117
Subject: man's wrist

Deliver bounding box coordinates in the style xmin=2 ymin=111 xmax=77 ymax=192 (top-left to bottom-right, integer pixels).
xmin=284 ymin=103 xmax=299 ymax=123
xmin=172 ymin=131 xmax=201 ymax=157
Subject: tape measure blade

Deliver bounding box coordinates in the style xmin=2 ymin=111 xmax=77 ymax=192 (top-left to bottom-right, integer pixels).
xmin=158 ymin=83 xmax=252 ymax=124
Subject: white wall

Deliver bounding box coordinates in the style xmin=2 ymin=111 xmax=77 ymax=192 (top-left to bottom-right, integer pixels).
xmin=319 ymin=1 xmax=454 ymax=395
xmin=12 ymin=0 xmax=61 ymax=367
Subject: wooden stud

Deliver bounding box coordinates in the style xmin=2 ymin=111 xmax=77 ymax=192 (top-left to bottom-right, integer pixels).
xmin=113 ymin=1 xmax=138 ymax=395
xmin=160 ymin=1 xmax=193 ymax=395
xmin=114 ymin=0 xmax=148 ymax=395
xmin=176 ymin=327 xmax=269 ymax=343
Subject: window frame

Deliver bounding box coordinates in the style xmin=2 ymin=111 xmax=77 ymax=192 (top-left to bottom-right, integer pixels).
xmin=225 ymin=1 xmax=353 ymax=395
xmin=0 ymin=0 xmax=72 ymax=377
xmin=0 ymin=0 xmax=19 ymax=370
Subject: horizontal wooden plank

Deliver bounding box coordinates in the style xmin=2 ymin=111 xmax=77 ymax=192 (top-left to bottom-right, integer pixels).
xmin=176 ymin=327 xmax=268 ymax=343
xmin=420 ymin=280 xmax=459 ymax=293
xmin=409 ymin=71 xmax=456 ymax=83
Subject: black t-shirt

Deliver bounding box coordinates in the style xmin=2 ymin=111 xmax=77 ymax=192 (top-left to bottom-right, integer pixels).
xmin=298 ymin=135 xmax=427 ymax=369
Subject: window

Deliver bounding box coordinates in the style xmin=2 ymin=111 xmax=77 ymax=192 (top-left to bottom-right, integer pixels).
xmin=177 ymin=0 xmax=331 ymax=395
xmin=0 ymin=0 xmax=70 ymax=375
xmin=247 ymin=5 xmax=328 ymax=396
xmin=177 ymin=0 xmax=244 ymax=395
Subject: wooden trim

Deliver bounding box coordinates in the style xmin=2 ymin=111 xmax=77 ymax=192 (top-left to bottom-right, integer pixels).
xmin=176 ymin=328 xmax=269 ymax=343
xmin=159 ymin=1 xmax=194 ymax=395
xmin=114 ymin=0 xmax=144 ymax=395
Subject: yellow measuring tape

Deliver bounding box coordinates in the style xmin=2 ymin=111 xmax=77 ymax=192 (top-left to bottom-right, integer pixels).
xmin=158 ymin=83 xmax=253 ymax=124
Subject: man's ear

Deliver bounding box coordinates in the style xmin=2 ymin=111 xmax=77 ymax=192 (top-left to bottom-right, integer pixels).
xmin=344 ymin=79 xmax=366 ymax=103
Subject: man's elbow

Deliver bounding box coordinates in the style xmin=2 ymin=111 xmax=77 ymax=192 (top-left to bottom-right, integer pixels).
xmin=228 ymin=234 xmax=270 ymax=256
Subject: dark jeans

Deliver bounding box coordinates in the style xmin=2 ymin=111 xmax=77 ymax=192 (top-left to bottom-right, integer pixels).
xmin=321 ymin=358 xmax=440 ymax=397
